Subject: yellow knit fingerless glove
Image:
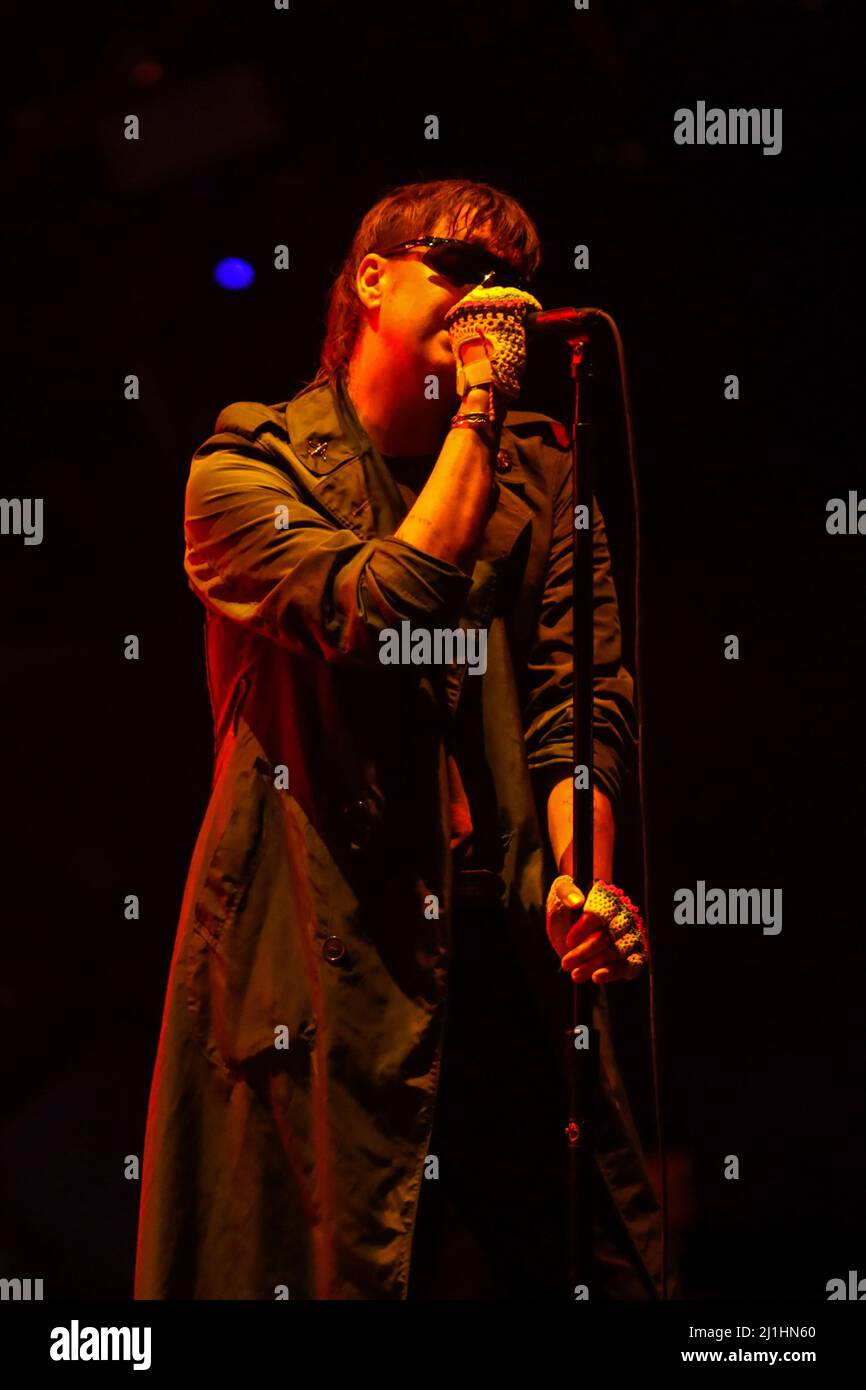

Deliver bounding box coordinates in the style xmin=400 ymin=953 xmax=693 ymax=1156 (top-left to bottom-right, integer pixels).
xmin=444 ymin=284 xmax=543 ymax=400
xmin=584 ymin=880 xmax=649 ymax=978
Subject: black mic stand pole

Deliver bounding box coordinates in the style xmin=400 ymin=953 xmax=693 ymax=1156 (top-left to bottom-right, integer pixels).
xmin=563 ymin=322 xmax=599 ymax=1298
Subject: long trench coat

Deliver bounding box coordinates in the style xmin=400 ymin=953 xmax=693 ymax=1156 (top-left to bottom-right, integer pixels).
xmin=133 ymin=373 xmax=672 ymax=1300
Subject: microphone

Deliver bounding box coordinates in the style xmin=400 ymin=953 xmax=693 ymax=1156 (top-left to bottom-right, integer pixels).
xmin=525 ymin=307 xmax=605 ymax=337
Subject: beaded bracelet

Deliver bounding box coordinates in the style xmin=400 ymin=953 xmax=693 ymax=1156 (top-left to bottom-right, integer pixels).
xmin=449 ymin=412 xmax=499 ymax=447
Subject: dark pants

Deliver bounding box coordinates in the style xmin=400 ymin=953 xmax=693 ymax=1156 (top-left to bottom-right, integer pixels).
xmin=407 ymin=894 xmax=659 ymax=1301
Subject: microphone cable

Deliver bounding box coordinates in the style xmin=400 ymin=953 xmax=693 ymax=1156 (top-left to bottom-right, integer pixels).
xmin=569 ymin=307 xmax=672 ymax=1300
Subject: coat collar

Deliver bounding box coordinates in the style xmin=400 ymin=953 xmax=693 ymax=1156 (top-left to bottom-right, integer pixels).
xmin=284 ymin=377 xmax=532 ymax=569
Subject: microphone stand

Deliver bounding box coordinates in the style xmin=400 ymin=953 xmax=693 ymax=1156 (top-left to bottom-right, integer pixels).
xmin=533 ymin=305 xmax=665 ymax=1299
xmin=563 ymin=321 xmax=599 ymax=1298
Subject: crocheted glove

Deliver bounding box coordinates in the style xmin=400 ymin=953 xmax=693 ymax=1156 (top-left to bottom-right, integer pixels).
xmin=444 ymin=284 xmax=543 ymax=400
xmin=583 ymin=880 xmax=649 ymax=979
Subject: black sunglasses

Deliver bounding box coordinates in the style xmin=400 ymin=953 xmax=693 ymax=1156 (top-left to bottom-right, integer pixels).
xmin=376 ymin=236 xmax=531 ymax=292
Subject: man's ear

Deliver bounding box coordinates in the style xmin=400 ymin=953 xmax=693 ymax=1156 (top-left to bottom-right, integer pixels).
xmin=355 ymin=253 xmax=386 ymax=311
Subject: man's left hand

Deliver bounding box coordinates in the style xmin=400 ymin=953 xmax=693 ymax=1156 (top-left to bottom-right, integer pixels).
xmin=545 ymin=874 xmax=635 ymax=984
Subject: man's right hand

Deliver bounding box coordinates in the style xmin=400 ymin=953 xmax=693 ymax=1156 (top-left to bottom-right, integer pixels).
xmin=444 ymin=284 xmax=542 ymax=402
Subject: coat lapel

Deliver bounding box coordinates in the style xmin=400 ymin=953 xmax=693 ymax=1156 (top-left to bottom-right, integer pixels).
xmin=284 ymin=380 xmax=532 ymax=716
xmin=285 ymin=379 xmax=531 ymax=555
xmin=286 ymin=380 xmax=528 ymax=706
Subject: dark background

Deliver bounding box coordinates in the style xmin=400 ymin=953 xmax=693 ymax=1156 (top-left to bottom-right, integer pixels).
xmin=2 ymin=0 xmax=862 ymax=1300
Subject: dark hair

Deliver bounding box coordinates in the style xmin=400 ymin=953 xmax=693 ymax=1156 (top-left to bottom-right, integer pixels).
xmin=305 ymin=178 xmax=542 ymax=388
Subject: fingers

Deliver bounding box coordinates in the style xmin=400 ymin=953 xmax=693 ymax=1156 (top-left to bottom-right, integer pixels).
xmin=546 ymin=875 xmax=620 ymax=980
xmin=587 ymin=959 xmax=644 ymax=984
xmin=545 ymin=875 xmax=585 ymax=955
xmin=546 ymin=874 xmax=646 ymax=985
xmin=560 ymin=925 xmax=617 ymax=973
xmin=546 ymin=874 xmax=584 ymax=913
xmin=564 ymin=927 xmax=621 ymax=982
xmin=546 ymin=876 xmax=642 ymax=985
xmin=575 ymin=953 xmax=645 ymax=984
xmin=574 ymin=961 xmax=631 ymax=985
xmin=563 ymin=911 xmax=608 ymax=953
xmin=547 ymin=884 xmax=618 ymax=968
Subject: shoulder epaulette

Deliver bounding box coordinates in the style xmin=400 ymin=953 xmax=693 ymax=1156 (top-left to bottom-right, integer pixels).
xmin=209 ymin=401 xmax=290 ymax=446
xmin=503 ymin=411 xmax=572 ymax=452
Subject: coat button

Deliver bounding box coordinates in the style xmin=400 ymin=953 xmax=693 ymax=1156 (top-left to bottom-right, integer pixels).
xmin=322 ymin=935 xmax=346 ymax=964
xmin=342 ymin=799 xmax=375 ymax=853
xmin=495 ymin=450 xmax=512 ymax=474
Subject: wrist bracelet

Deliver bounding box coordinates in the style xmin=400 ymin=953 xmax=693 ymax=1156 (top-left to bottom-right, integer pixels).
xmin=451 ymin=411 xmax=493 ymax=426
xmin=450 ymin=411 xmax=499 ymax=446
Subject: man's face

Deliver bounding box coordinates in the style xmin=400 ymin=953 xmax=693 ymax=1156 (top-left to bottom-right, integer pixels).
xmin=359 ymin=212 xmax=498 ymax=386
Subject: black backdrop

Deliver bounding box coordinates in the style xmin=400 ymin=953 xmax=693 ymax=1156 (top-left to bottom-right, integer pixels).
xmin=2 ymin=0 xmax=862 ymax=1300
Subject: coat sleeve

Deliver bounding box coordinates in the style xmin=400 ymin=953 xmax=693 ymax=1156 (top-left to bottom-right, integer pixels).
xmin=183 ymin=422 xmax=474 ymax=665
xmin=522 ymin=450 xmax=637 ymax=814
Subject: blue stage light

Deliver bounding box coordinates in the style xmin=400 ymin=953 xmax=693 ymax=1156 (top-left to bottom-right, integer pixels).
xmin=214 ymin=257 xmax=255 ymax=290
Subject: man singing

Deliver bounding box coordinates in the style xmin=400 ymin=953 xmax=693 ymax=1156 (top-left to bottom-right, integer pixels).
xmin=134 ymin=177 xmax=677 ymax=1300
